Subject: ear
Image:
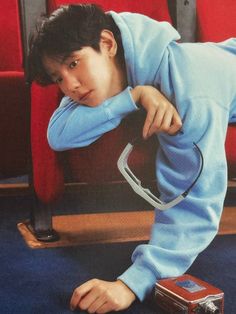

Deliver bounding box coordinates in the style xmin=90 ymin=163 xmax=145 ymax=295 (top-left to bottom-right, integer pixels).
xmin=99 ymin=30 xmax=117 ymax=57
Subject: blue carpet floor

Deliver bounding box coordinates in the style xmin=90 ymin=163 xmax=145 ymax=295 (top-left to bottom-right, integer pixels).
xmin=0 ymin=194 xmax=236 ymax=314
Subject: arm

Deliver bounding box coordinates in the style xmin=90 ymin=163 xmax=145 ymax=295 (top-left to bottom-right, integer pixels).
xmin=47 ymin=87 xmax=137 ymax=151
xmin=70 ymin=98 xmax=229 ymax=313
xmin=118 ymin=97 xmax=229 ymax=301
xmin=47 ymin=86 xmax=182 ymax=151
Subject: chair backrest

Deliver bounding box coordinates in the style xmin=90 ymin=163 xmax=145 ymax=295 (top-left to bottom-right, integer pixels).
xmin=47 ymin=0 xmax=172 ymax=22
xmin=0 ymin=0 xmax=23 ymax=71
xmin=196 ymin=0 xmax=236 ymax=179
xmin=197 ymin=0 xmax=236 ymax=42
xmin=19 ymin=0 xmax=47 ymax=82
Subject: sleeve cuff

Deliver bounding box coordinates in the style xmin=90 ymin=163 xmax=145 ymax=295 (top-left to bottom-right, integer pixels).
xmin=117 ymin=263 xmax=158 ymax=301
xmin=102 ymin=86 xmax=139 ymax=120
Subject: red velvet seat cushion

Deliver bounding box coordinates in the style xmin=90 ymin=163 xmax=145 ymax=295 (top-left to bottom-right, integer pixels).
xmin=32 ymin=0 xmax=172 ymax=202
xmin=197 ymin=0 xmax=236 ymax=178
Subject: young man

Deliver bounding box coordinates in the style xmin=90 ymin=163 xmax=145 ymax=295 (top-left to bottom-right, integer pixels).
xmin=29 ymin=4 xmax=236 ymax=313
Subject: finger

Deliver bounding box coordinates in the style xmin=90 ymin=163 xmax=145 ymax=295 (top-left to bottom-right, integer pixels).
xmin=147 ymin=108 xmax=166 ymax=137
xmin=79 ymin=290 xmax=101 ymax=312
xmin=157 ymin=109 xmax=174 ymax=134
xmin=87 ymin=294 xmax=107 ymax=314
xmin=143 ymin=108 xmax=158 ymax=139
xmin=70 ymin=280 xmax=97 ymax=310
xmin=96 ymin=301 xmax=118 ymax=314
xmin=167 ymin=112 xmax=182 ymax=135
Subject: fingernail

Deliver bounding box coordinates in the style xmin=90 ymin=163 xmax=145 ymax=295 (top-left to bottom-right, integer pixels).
xmin=70 ymin=305 xmax=75 ymax=311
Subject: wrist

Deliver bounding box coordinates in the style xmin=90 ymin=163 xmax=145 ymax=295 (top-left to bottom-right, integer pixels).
xmin=130 ymin=86 xmax=143 ymax=108
xmin=116 ymin=280 xmax=136 ymax=299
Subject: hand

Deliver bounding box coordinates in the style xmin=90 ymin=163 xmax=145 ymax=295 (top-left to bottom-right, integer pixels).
xmin=70 ymin=279 xmax=136 ymax=313
xmin=131 ymin=86 xmax=182 ymax=139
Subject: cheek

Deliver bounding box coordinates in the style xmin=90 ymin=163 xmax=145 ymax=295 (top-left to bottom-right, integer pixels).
xmin=89 ymin=57 xmax=113 ymax=84
xmin=59 ymin=85 xmax=67 ymax=95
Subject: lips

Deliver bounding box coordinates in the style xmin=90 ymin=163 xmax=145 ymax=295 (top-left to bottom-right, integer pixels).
xmin=79 ymin=91 xmax=92 ymax=103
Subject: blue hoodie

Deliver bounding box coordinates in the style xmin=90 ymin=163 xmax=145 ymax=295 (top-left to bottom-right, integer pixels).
xmin=47 ymin=12 xmax=236 ymax=301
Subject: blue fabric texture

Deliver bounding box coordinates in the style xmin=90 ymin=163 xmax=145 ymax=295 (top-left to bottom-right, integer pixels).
xmin=47 ymin=12 xmax=236 ymax=301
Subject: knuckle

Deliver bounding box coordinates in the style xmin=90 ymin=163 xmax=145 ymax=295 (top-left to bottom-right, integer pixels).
xmin=98 ymin=285 xmax=107 ymax=294
xmin=79 ymin=302 xmax=87 ymax=310
xmin=151 ymin=122 xmax=160 ymax=129
xmin=111 ymin=298 xmax=120 ymax=310
xmin=160 ymin=124 xmax=169 ymax=132
xmin=103 ymin=288 xmax=111 ymax=297
xmin=91 ymin=278 xmax=99 ymax=285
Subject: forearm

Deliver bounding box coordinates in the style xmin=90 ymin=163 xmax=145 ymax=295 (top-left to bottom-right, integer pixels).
xmin=47 ymin=87 xmax=138 ymax=151
xmin=47 ymin=84 xmax=181 ymax=151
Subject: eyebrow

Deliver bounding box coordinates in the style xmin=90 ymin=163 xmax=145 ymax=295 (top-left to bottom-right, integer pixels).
xmin=60 ymin=54 xmax=71 ymax=63
xmin=44 ymin=57 xmax=65 ymax=79
xmin=50 ymin=53 xmax=71 ymax=65
xmin=44 ymin=52 xmax=78 ymax=78
xmin=48 ymin=72 xmax=58 ymax=79
xmin=44 ymin=66 xmax=59 ymax=80
xmin=62 ymin=51 xmax=79 ymax=62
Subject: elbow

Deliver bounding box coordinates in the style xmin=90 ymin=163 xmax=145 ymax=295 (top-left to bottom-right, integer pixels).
xmin=47 ymin=128 xmax=66 ymax=151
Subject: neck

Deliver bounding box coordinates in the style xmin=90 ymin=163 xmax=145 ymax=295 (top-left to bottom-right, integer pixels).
xmin=112 ymin=56 xmax=128 ymax=95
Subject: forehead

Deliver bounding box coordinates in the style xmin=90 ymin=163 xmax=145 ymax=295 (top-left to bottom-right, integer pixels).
xmin=42 ymin=56 xmax=60 ymax=77
xmin=43 ymin=53 xmax=61 ymax=65
xmin=42 ymin=51 xmax=77 ymax=76
xmin=42 ymin=48 xmax=96 ymax=74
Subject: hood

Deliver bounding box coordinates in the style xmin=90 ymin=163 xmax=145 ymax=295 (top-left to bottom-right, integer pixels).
xmin=110 ymin=11 xmax=180 ymax=86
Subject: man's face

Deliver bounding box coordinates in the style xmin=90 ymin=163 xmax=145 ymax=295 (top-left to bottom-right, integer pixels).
xmin=43 ymin=32 xmax=125 ymax=107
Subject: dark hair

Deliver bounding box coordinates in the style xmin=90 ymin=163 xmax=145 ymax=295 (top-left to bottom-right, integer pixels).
xmin=28 ymin=3 xmax=124 ymax=85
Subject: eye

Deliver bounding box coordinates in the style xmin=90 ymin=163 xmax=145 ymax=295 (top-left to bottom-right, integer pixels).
xmin=54 ymin=77 xmax=63 ymax=84
xmin=69 ymin=60 xmax=79 ymax=69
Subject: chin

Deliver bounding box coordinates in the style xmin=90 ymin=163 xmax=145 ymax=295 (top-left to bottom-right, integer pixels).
xmin=87 ymin=98 xmax=107 ymax=107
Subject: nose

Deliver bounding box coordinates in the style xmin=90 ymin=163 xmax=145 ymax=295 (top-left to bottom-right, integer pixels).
xmin=63 ymin=75 xmax=81 ymax=94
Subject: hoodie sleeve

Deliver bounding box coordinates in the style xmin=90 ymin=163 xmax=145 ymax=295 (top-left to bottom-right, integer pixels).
xmin=47 ymin=87 xmax=138 ymax=151
xmin=118 ymin=96 xmax=229 ymax=301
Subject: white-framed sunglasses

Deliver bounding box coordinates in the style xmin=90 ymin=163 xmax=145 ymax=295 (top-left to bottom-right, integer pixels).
xmin=117 ymin=137 xmax=204 ymax=210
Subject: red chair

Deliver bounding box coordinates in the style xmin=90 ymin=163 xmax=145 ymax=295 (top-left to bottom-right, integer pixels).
xmin=29 ymin=0 xmax=236 ymax=242
xmin=29 ymin=0 xmax=172 ymax=241
xmin=197 ymin=0 xmax=236 ymax=179
xmin=0 ymin=0 xmax=30 ymax=178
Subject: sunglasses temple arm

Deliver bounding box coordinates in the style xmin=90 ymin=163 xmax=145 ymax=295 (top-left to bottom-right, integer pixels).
xmin=182 ymin=142 xmax=204 ymax=197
